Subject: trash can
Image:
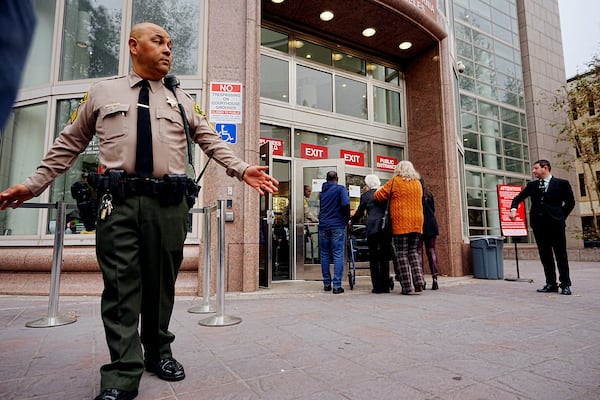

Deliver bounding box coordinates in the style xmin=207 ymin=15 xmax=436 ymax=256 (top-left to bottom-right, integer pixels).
xmin=469 ymin=236 xmax=504 ymax=279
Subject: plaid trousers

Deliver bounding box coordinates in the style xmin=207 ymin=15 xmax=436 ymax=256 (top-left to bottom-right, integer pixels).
xmin=393 ymin=233 xmax=425 ymax=292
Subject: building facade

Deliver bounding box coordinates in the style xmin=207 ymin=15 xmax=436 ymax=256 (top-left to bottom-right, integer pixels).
xmin=0 ymin=0 xmax=580 ymax=292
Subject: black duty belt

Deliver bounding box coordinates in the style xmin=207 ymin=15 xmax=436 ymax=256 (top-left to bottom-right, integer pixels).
xmin=86 ymin=170 xmax=197 ymax=207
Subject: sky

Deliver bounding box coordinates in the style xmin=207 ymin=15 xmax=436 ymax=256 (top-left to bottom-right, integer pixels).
xmin=558 ymin=0 xmax=600 ymax=78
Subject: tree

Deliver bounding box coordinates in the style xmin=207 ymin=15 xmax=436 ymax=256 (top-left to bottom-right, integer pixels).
xmin=549 ymin=55 xmax=600 ymax=240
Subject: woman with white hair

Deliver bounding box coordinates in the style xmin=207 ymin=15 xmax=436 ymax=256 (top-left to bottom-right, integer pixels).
xmin=351 ymin=174 xmax=393 ymax=293
xmin=374 ymin=161 xmax=425 ymax=294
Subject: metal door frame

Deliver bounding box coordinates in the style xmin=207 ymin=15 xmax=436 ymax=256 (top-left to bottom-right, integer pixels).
xmin=293 ymin=159 xmax=345 ymax=280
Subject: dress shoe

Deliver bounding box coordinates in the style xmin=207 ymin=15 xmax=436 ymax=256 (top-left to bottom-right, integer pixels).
xmin=561 ymin=286 xmax=572 ymax=295
xmin=332 ymin=287 xmax=344 ymax=294
xmin=432 ymin=279 xmax=439 ymax=290
xmin=536 ymin=284 xmax=559 ymax=293
xmin=145 ymin=357 xmax=185 ymax=381
xmin=323 ymin=285 xmax=332 ymax=292
xmin=414 ymin=284 xmax=424 ymax=293
xmin=94 ymin=388 xmax=138 ymax=400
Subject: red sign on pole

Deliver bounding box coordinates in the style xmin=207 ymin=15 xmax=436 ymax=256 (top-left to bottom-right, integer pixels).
xmin=340 ymin=149 xmax=364 ymax=166
xmin=301 ymin=143 xmax=328 ymax=159
xmin=497 ymin=184 xmax=528 ymax=236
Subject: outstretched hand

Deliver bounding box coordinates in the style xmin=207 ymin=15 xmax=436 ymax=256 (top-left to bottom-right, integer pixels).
xmin=243 ymin=166 xmax=279 ymax=195
xmin=0 ymin=184 xmax=35 ymax=210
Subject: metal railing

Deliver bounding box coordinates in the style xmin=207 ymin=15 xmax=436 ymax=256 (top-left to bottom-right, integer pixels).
xmin=4 ymin=199 xmax=241 ymax=328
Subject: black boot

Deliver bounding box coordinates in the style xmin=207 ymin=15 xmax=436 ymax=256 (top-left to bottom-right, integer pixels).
xmin=432 ymin=277 xmax=439 ymax=290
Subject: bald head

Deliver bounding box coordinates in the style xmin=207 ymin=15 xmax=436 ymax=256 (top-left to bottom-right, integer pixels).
xmin=128 ymin=23 xmax=172 ymax=80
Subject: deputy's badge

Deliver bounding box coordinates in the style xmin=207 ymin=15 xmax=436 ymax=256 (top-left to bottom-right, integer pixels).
xmin=166 ymin=96 xmax=178 ymax=109
xmin=70 ymin=92 xmax=88 ymax=123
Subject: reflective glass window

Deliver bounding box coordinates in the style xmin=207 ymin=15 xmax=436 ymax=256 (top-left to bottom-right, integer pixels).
xmin=261 ymin=55 xmax=289 ymax=102
xmin=0 ymin=103 xmax=48 ymax=235
xmin=295 ymin=40 xmax=332 ymax=66
xmin=60 ymin=0 xmax=122 ymax=81
xmin=22 ymin=0 xmax=56 ymax=88
xmin=296 ymin=65 xmax=332 ymax=111
xmin=333 ymin=52 xmax=365 ymax=75
xmin=335 ymin=76 xmax=367 ymax=119
xmin=132 ymin=0 xmax=201 ymax=75
xmin=261 ymin=27 xmax=289 ymax=53
xmin=373 ymin=86 xmax=401 ymax=126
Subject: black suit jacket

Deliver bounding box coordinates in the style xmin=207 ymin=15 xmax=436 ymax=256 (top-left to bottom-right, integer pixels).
xmin=511 ymin=177 xmax=575 ymax=229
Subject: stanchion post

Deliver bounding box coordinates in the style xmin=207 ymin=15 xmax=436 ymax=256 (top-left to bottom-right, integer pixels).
xmin=188 ymin=205 xmax=215 ymax=314
xmin=26 ymin=201 xmax=78 ymax=328
xmin=198 ymin=200 xmax=241 ymax=327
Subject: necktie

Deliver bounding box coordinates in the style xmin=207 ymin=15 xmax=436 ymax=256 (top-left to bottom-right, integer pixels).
xmin=135 ymin=80 xmax=153 ymax=177
xmin=539 ymin=179 xmax=546 ymax=192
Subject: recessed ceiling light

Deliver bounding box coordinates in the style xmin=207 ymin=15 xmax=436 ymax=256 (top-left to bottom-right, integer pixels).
xmin=362 ymin=28 xmax=376 ymax=37
xmin=399 ymin=41 xmax=413 ymax=50
xmin=320 ymin=11 xmax=334 ymax=21
xmin=271 ymin=0 xmax=285 ymax=4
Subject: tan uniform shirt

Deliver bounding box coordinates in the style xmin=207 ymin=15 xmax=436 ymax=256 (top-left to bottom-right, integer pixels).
xmin=24 ymin=70 xmax=249 ymax=196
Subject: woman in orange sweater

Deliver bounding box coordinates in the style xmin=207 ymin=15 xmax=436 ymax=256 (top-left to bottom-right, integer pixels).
xmin=374 ymin=161 xmax=425 ymax=294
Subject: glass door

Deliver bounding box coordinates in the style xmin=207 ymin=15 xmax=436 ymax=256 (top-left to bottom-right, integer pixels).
xmin=294 ymin=159 xmax=345 ymax=280
xmin=258 ymin=142 xmax=273 ymax=287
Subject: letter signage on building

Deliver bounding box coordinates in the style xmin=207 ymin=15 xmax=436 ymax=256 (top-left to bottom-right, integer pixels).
xmin=301 ymin=143 xmax=328 ymax=159
xmin=259 ymin=137 xmax=284 ymax=156
xmin=209 ymin=82 xmax=243 ymax=124
xmin=340 ymin=149 xmax=365 ymax=167
xmin=376 ymin=155 xmax=397 ymax=171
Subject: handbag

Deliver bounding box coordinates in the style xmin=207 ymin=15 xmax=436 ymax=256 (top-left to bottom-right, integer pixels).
xmin=379 ymin=178 xmax=395 ymax=234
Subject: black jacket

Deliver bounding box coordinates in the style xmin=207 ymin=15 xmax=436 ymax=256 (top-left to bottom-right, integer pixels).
xmin=510 ymin=176 xmax=575 ymax=228
xmin=351 ymin=188 xmax=386 ymax=237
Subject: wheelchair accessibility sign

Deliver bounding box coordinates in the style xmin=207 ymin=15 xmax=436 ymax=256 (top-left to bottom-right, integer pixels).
xmin=216 ymin=123 xmax=237 ymax=144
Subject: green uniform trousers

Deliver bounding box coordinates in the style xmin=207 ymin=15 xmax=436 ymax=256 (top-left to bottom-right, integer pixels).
xmin=95 ymin=195 xmax=189 ymax=391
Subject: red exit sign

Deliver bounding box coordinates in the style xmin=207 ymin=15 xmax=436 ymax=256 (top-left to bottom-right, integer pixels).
xmin=301 ymin=143 xmax=328 ymax=159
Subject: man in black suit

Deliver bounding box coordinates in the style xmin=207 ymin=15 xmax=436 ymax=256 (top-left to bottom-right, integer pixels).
xmin=509 ymin=160 xmax=576 ymax=295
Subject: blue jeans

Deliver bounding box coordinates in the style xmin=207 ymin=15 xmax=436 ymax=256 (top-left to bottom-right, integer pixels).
xmin=319 ymin=227 xmax=346 ymax=288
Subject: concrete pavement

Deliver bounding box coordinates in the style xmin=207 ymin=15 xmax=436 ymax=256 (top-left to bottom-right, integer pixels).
xmin=1 ymin=259 xmax=599 ymax=399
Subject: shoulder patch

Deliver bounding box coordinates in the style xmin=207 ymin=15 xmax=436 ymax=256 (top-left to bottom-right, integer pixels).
xmin=193 ymin=102 xmax=206 ymax=117
xmin=70 ymin=92 xmax=88 ymax=123
xmin=194 ymin=102 xmax=217 ymax=131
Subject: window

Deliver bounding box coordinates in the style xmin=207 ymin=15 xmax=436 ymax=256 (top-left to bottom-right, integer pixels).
xmin=295 ymin=40 xmax=331 ymax=66
xmin=261 ymin=27 xmax=288 ymax=53
xmin=22 ymin=0 xmax=56 ymax=88
xmin=296 ymin=65 xmax=332 ymax=111
xmin=335 ymin=76 xmax=366 ymax=119
xmin=132 ymin=0 xmax=201 ymax=75
xmin=60 ymin=0 xmax=123 ymax=81
xmin=0 ymin=103 xmax=48 ymax=236
xmin=579 ymin=173 xmax=586 ymax=197
xmin=373 ymin=87 xmax=401 ymax=126
xmin=261 ymin=55 xmax=289 ymax=102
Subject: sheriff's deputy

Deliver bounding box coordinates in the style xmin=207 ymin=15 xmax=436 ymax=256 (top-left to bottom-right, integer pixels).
xmin=0 ymin=22 xmax=278 ymax=400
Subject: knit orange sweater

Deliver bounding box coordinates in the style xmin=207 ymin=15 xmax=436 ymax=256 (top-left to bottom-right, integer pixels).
xmin=374 ymin=176 xmax=423 ymax=235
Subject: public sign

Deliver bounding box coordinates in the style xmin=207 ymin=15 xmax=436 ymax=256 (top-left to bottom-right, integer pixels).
xmin=340 ymin=149 xmax=365 ymax=167
xmin=209 ymin=82 xmax=243 ymax=124
xmin=376 ymin=155 xmax=397 ymax=171
xmin=301 ymin=143 xmax=328 ymax=160
xmin=259 ymin=137 xmax=284 ymax=156
xmin=497 ymin=184 xmax=528 ymax=236
xmin=215 ymin=123 xmax=236 ymax=144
